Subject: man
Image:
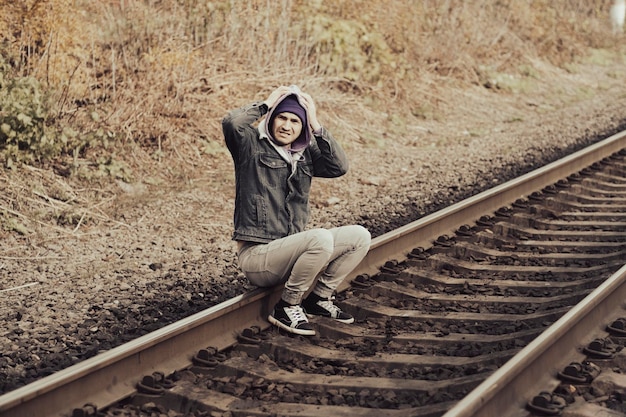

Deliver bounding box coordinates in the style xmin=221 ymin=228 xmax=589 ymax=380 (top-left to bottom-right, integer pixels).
xmin=222 ymin=85 xmax=371 ymax=336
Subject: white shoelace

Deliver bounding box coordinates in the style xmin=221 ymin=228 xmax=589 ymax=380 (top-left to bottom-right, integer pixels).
xmin=317 ymin=299 xmax=342 ymax=318
xmin=284 ymin=305 xmax=309 ymax=324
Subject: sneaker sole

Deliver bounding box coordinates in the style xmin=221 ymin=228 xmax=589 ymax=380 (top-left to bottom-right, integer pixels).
xmin=303 ymin=308 xmax=355 ymax=324
xmin=335 ymin=316 xmax=355 ymax=324
xmin=268 ymin=315 xmax=316 ymax=336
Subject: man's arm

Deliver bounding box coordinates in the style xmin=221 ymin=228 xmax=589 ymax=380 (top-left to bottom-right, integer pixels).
xmin=308 ymin=127 xmax=349 ymax=178
xmin=221 ymin=102 xmax=267 ymax=161
xmin=299 ymin=90 xmax=349 ymax=177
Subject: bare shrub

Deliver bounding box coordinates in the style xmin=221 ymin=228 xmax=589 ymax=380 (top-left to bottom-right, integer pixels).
xmin=0 ymin=0 xmax=621 ymax=175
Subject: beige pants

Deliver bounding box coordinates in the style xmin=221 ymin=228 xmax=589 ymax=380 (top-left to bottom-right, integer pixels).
xmin=237 ymin=225 xmax=371 ymax=305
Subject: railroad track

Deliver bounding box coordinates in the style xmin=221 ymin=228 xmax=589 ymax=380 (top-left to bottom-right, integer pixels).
xmin=1 ymin=132 xmax=625 ymax=417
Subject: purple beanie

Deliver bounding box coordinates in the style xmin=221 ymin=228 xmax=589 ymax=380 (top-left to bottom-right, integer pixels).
xmin=272 ymin=95 xmax=307 ymax=126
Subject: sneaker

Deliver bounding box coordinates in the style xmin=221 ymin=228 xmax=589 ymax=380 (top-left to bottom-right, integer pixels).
xmin=302 ymin=293 xmax=355 ymax=324
xmin=268 ymin=303 xmax=316 ymax=336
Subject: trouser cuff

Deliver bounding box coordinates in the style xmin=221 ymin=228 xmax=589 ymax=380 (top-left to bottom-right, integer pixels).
xmin=281 ymin=289 xmax=304 ymax=306
xmin=311 ymin=282 xmax=334 ymax=299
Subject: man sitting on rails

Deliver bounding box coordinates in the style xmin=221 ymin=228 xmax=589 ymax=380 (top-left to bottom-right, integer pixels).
xmin=222 ymin=85 xmax=371 ymax=336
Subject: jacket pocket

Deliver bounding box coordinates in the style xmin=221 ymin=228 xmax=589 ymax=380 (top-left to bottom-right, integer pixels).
xmin=258 ymin=154 xmax=289 ymax=189
xmin=259 ymin=154 xmax=288 ymax=169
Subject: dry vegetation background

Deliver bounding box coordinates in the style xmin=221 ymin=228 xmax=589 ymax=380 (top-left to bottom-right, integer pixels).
xmin=0 ymin=0 xmax=624 ymax=236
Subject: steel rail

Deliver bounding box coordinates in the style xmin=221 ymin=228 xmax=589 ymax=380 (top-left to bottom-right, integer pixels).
xmin=1 ymin=131 xmax=625 ymax=417
xmin=444 ymin=263 xmax=626 ymax=417
xmin=351 ymin=130 xmax=626 ymax=284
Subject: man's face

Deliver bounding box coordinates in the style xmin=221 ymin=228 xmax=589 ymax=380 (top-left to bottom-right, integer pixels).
xmin=272 ymin=112 xmax=303 ymax=146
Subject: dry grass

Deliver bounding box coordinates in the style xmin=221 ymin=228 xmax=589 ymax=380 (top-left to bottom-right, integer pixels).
xmin=0 ymin=0 xmax=624 ymax=234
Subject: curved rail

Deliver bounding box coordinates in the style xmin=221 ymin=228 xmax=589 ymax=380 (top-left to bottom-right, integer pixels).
xmin=1 ymin=131 xmax=625 ymax=417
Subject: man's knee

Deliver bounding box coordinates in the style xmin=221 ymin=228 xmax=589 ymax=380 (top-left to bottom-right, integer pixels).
xmin=306 ymin=228 xmax=335 ymax=253
xmin=349 ymin=225 xmax=371 ymax=249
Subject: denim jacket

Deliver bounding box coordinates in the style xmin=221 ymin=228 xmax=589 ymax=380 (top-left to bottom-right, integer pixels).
xmin=222 ymin=100 xmax=349 ymax=243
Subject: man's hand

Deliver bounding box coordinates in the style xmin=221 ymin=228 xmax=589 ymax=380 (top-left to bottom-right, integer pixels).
xmin=264 ymin=86 xmax=292 ymax=109
xmin=299 ymin=92 xmax=322 ymax=132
